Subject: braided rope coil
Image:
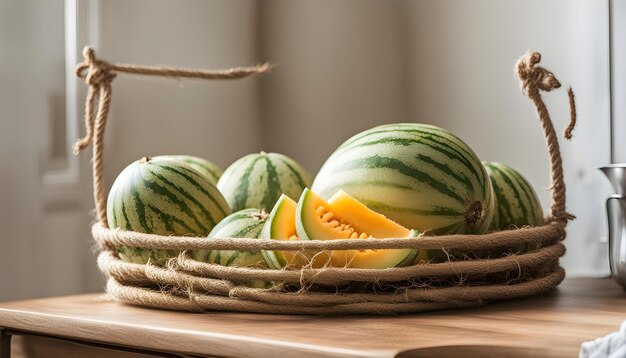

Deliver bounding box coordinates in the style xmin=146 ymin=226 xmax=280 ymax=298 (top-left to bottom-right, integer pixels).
xmin=76 ymin=48 xmax=575 ymax=315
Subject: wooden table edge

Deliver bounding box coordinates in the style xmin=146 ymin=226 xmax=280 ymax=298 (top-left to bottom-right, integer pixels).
xmin=0 ymin=303 xmax=397 ymax=358
xmin=1 ymin=279 xmax=625 ymax=358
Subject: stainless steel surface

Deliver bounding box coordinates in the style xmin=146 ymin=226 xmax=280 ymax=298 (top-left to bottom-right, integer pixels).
xmin=601 ymin=165 xmax=626 ymax=195
xmin=601 ymin=165 xmax=626 ymax=287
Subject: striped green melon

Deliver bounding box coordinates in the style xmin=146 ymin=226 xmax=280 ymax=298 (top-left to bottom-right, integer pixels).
xmin=154 ymin=155 xmax=222 ymax=185
xmin=311 ymin=123 xmax=495 ymax=234
xmin=192 ymin=208 xmax=268 ymax=267
xmin=217 ymin=151 xmax=312 ymax=212
xmin=107 ymin=156 xmax=231 ymax=264
xmin=483 ymin=161 xmax=544 ymax=230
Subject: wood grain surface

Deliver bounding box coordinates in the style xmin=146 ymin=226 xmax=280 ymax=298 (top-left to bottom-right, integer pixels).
xmin=0 ymin=278 xmax=625 ymax=358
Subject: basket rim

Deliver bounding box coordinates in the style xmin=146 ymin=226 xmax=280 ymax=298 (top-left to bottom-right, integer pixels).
xmin=93 ymin=220 xmax=564 ymax=252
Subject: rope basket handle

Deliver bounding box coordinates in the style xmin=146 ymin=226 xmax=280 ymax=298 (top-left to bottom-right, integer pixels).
xmin=73 ymin=47 xmax=271 ymax=227
xmin=74 ymin=48 xmax=576 ymax=229
xmin=515 ymin=52 xmax=576 ymax=224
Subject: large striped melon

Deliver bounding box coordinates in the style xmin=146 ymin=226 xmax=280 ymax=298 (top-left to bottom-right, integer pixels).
xmin=217 ymin=151 xmax=312 ymax=212
xmin=107 ymin=156 xmax=231 ymax=264
xmin=483 ymin=161 xmax=544 ymax=230
xmin=312 ymin=123 xmax=495 ymax=234
xmin=154 ymin=155 xmax=222 ymax=185
xmin=192 ymin=208 xmax=268 ymax=267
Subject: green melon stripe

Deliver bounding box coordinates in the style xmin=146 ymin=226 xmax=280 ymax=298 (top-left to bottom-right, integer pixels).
xmin=416 ymin=153 xmax=473 ymax=193
xmin=339 ymin=126 xmax=477 ymax=168
xmin=220 ymin=154 xmax=254 ymax=184
xmin=497 ymin=166 xmax=529 ymax=222
xmin=261 ymin=157 xmax=280 ymax=210
xmin=159 ymin=164 xmax=228 ymax=216
xmin=110 ymin=193 xmax=118 ymax=228
xmin=485 ymin=164 xmax=514 ymax=214
xmin=139 ymin=176 xmax=208 ymax=233
xmin=119 ymin=194 xmax=133 ymax=231
xmin=187 ymin=158 xmax=221 ymax=181
xmin=424 ymin=126 xmax=480 ymax=159
xmin=508 ymin=169 xmax=542 ymax=222
xmin=130 ymin=185 xmax=151 ymax=233
xmin=316 ymin=179 xmax=417 ymax=194
xmin=487 ymin=167 xmax=514 ymax=225
xmin=147 ymin=169 xmax=217 ymax=227
xmin=361 ymin=127 xmax=482 ymax=183
xmin=332 ymin=136 xmax=475 ymax=192
xmin=147 ymin=202 xmax=172 ymax=232
xmin=233 ymin=156 xmax=263 ymax=210
xmin=279 ymin=157 xmax=308 ymax=189
xmin=225 ymin=252 xmax=240 ymax=266
xmin=214 ymin=251 xmax=222 ymax=264
xmin=114 ymin=175 xmax=133 ymax=230
xmin=214 ymin=211 xmax=259 ymax=229
xmin=360 ymin=199 xmax=464 ymax=217
xmin=409 ymin=124 xmax=477 ymax=156
xmin=336 ymin=155 xmax=466 ymax=204
xmin=336 ymin=134 xmax=482 ymax=188
xmin=146 ymin=203 xmax=196 ymax=234
xmin=507 ymin=169 xmax=536 ymax=221
xmin=419 ymin=132 xmax=484 ymax=183
xmin=230 ymin=223 xmax=263 ymax=238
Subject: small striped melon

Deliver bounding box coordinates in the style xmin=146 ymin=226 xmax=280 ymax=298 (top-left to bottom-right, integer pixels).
xmin=154 ymin=155 xmax=222 ymax=185
xmin=483 ymin=161 xmax=544 ymax=230
xmin=192 ymin=208 xmax=268 ymax=267
xmin=312 ymin=123 xmax=495 ymax=234
xmin=107 ymin=156 xmax=231 ymax=264
xmin=217 ymin=151 xmax=312 ymax=212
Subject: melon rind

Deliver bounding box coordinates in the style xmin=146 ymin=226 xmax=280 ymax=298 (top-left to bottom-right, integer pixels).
xmin=218 ymin=152 xmax=312 ymax=212
xmin=107 ymin=157 xmax=230 ymax=264
xmin=192 ymin=208 xmax=268 ymax=268
xmin=312 ymin=123 xmax=495 ymax=235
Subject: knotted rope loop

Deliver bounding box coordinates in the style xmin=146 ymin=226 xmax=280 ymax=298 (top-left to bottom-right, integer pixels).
xmin=76 ymin=47 xmax=118 ymax=87
xmin=73 ymin=48 xmax=117 ymax=160
xmin=515 ymin=51 xmax=576 ymax=224
xmin=516 ymin=52 xmax=561 ymax=95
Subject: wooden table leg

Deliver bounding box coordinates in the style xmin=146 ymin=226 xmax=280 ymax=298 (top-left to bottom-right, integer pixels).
xmin=0 ymin=329 xmax=10 ymax=358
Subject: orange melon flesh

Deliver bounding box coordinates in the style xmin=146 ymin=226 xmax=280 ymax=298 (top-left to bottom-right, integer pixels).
xmin=296 ymin=189 xmax=419 ymax=268
xmin=260 ymin=194 xmax=330 ymax=269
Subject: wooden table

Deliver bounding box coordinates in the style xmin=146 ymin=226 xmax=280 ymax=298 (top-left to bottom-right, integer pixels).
xmin=0 ymin=278 xmax=625 ymax=358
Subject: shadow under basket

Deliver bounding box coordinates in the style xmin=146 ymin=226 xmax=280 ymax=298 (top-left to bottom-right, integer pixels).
xmin=76 ymin=47 xmax=576 ymax=315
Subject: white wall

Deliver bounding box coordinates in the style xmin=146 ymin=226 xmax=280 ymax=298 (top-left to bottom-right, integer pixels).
xmin=99 ymin=0 xmax=264 ymax=189
xmin=0 ymin=0 xmax=94 ymax=300
xmin=258 ymin=0 xmax=412 ymax=170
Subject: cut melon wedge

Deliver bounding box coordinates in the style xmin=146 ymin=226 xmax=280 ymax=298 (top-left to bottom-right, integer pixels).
xmin=260 ymin=194 xmax=331 ymax=269
xmin=296 ymin=188 xmax=424 ymax=269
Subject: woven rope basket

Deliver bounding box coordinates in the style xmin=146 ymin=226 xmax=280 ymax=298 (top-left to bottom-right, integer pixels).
xmin=75 ymin=48 xmax=576 ymax=315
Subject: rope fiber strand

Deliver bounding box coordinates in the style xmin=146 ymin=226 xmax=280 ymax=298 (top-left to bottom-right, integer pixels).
xmin=77 ymin=48 xmax=576 ymax=315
